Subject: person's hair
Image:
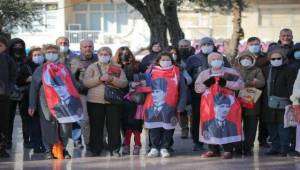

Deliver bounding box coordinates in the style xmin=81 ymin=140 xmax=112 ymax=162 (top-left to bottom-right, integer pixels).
xmin=114 ymin=46 xmax=139 ymax=69
xmin=55 ymin=36 xmax=69 ymax=45
xmin=97 ymin=46 xmax=112 ymax=56
xmin=166 ymin=45 xmax=180 ymax=63
xmin=178 ymin=39 xmax=191 ymax=47
xmin=280 ymin=28 xmax=293 ymax=35
xmin=247 ymin=37 xmax=261 ymax=44
xmin=0 ymin=35 xmax=8 ymax=48
xmin=213 ymin=94 xmax=231 ymax=106
xmin=28 ymin=46 xmax=42 ymax=58
xmin=42 ymin=44 xmax=59 ymax=52
xmin=154 ymin=51 xmax=175 ymax=65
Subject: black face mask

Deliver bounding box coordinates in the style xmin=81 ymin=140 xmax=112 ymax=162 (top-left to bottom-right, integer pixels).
xmin=179 ymin=48 xmax=190 ymax=59
xmin=121 ymin=54 xmax=130 ymax=63
xmin=13 ymin=48 xmax=24 ymax=57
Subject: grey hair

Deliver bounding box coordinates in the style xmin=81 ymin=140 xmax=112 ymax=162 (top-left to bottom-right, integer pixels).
xmin=98 ymin=46 xmax=112 ymax=55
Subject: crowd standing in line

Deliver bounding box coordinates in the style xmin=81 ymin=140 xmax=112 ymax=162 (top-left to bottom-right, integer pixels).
xmin=0 ymin=28 xmax=300 ymax=160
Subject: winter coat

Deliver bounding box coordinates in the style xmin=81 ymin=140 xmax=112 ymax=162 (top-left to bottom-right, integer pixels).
xmin=236 ymin=65 xmax=265 ymax=115
xmin=261 ymin=64 xmax=297 ymax=123
xmin=290 ymin=69 xmax=300 ymax=105
xmin=83 ymin=62 xmax=128 ymax=104
xmin=0 ymin=53 xmax=16 ymax=96
xmin=186 ymin=52 xmax=231 ymax=98
xmin=139 ymin=52 xmax=159 ymax=73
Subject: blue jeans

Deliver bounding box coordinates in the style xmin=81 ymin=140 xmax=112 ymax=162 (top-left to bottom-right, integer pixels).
xmin=267 ymin=123 xmax=290 ymax=153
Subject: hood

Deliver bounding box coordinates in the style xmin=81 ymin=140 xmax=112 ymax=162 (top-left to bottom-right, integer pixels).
xmin=8 ymin=38 xmax=26 ymax=58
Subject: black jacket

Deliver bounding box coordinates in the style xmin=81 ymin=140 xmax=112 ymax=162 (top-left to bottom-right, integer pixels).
xmin=0 ymin=53 xmax=16 ymax=96
xmin=261 ymin=64 xmax=297 ymax=123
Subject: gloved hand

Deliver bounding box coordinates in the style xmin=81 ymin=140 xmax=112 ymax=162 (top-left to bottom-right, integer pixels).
xmin=219 ymin=77 xmax=227 ymax=87
xmin=203 ymin=77 xmax=215 ymax=87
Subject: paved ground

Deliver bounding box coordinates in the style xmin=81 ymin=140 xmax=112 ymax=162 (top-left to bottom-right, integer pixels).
xmin=1 ymin=115 xmax=300 ymax=170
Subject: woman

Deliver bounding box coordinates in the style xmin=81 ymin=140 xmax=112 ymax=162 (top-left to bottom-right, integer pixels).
xmin=114 ymin=46 xmax=143 ymax=155
xmin=29 ymin=44 xmax=82 ymax=159
xmin=83 ymin=47 xmax=128 ymax=156
xmin=262 ymin=48 xmax=296 ymax=157
xmin=145 ymin=51 xmax=186 ymax=158
xmin=139 ymin=42 xmax=162 ymax=73
xmin=236 ymin=51 xmax=265 ymax=156
xmin=194 ymin=52 xmax=244 ymax=159
xmin=17 ymin=47 xmax=45 ymax=153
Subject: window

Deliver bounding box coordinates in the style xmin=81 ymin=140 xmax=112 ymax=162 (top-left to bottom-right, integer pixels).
xmin=73 ymin=3 xmax=129 ymax=33
xmin=258 ymin=8 xmax=299 ymax=27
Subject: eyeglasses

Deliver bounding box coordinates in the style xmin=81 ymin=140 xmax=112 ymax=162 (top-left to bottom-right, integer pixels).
xmin=271 ymin=58 xmax=282 ymax=61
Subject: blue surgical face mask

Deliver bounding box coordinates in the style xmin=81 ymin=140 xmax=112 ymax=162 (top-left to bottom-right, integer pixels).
xmin=294 ymin=51 xmax=300 ymax=60
xmin=60 ymin=46 xmax=69 ymax=53
xmin=210 ymin=59 xmax=223 ymax=69
xmin=45 ymin=53 xmax=59 ymax=62
xmin=201 ymin=46 xmax=214 ymax=54
xmin=248 ymin=45 xmax=261 ymax=54
xmin=32 ymin=55 xmax=44 ymax=64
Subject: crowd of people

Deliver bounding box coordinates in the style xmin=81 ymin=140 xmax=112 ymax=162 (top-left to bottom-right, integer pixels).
xmin=0 ymin=27 xmax=300 ymax=160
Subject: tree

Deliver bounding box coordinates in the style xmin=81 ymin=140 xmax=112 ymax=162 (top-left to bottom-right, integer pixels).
xmin=125 ymin=0 xmax=184 ymax=48
xmin=0 ymin=0 xmax=41 ymax=38
xmin=191 ymin=0 xmax=246 ymax=61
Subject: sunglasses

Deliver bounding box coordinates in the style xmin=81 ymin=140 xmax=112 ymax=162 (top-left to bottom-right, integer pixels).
xmin=271 ymin=57 xmax=282 ymax=61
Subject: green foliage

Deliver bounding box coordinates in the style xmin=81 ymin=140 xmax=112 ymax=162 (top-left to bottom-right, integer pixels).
xmin=186 ymin=0 xmax=247 ymax=13
xmin=0 ymin=0 xmax=41 ymax=34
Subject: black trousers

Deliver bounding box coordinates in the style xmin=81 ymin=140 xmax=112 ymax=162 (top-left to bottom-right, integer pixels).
xmin=258 ymin=118 xmax=269 ymax=144
xmin=87 ymin=102 xmax=121 ymax=153
xmin=243 ymin=114 xmax=258 ymax=151
xmin=0 ymin=95 xmax=10 ymax=150
xmin=149 ymin=128 xmax=173 ymax=150
xmin=8 ymin=97 xmax=31 ymax=144
xmin=191 ymin=96 xmax=203 ymax=145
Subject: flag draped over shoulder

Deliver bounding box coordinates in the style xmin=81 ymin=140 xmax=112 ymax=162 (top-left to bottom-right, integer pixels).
xmin=200 ymin=77 xmax=242 ymax=145
xmin=42 ymin=63 xmax=83 ymax=123
xmin=144 ymin=66 xmax=180 ymax=129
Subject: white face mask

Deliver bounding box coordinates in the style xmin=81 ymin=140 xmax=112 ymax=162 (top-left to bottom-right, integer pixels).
xmin=201 ymin=46 xmax=214 ymax=54
xmin=270 ymin=59 xmax=283 ymax=67
xmin=210 ymin=59 xmax=223 ymax=69
xmin=240 ymin=59 xmax=253 ymax=67
xmin=159 ymin=60 xmax=172 ymax=68
xmin=172 ymin=54 xmax=177 ymax=61
xmin=45 ymin=53 xmax=59 ymax=62
xmin=60 ymin=46 xmax=69 ymax=53
xmin=98 ymin=55 xmax=111 ymax=64
xmin=32 ymin=55 xmax=44 ymax=64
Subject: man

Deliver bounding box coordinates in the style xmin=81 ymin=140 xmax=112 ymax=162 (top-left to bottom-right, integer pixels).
xmin=186 ymin=37 xmax=231 ymax=151
xmin=277 ymin=28 xmax=294 ymax=59
xmin=246 ymin=37 xmax=269 ymax=68
xmin=177 ymin=39 xmax=193 ymax=139
xmin=0 ymin=36 xmax=16 ymax=158
xmin=203 ymin=94 xmax=237 ymax=139
xmin=56 ymin=36 xmax=78 ymax=69
xmin=70 ymin=39 xmax=97 ymax=149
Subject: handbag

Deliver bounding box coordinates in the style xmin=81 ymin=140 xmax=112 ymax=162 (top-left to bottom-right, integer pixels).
xmin=267 ymin=66 xmax=290 ymax=109
xmin=96 ymin=64 xmax=125 ymax=104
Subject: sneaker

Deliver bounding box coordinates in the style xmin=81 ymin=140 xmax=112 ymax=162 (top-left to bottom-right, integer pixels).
xmin=133 ymin=145 xmax=141 ymax=155
xmin=0 ymin=149 xmax=9 ymax=158
xmin=122 ymin=145 xmax=130 ymax=155
xmin=160 ymin=149 xmax=171 ymax=158
xmin=63 ymin=150 xmax=71 ymax=159
xmin=147 ymin=148 xmax=159 ymax=157
xmin=222 ymin=152 xmax=233 ymax=159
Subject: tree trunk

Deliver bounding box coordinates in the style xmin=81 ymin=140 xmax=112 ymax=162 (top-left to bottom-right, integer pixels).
xmin=126 ymin=0 xmax=168 ymax=48
xmin=163 ymin=0 xmax=184 ymax=48
xmin=226 ymin=0 xmax=243 ymax=63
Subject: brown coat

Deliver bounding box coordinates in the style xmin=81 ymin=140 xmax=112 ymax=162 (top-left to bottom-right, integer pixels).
xmin=83 ymin=62 xmax=128 ymax=104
